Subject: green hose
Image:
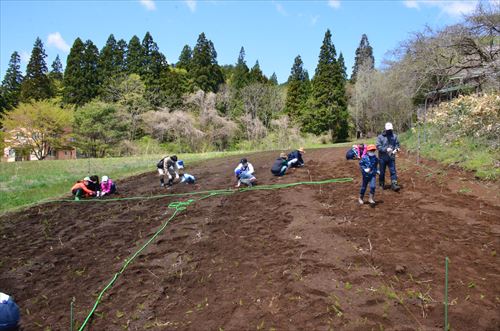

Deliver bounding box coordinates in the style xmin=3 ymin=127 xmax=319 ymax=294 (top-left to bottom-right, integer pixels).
xmin=75 ymin=177 xmax=352 ymax=330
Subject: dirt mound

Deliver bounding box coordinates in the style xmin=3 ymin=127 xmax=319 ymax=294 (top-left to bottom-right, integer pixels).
xmin=0 ymin=148 xmax=499 ymax=330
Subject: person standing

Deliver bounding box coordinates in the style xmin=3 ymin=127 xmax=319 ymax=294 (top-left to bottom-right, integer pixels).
xmin=157 ymin=155 xmax=180 ymax=187
xmin=376 ymin=122 xmax=401 ymax=191
xmin=358 ymin=145 xmax=379 ymax=205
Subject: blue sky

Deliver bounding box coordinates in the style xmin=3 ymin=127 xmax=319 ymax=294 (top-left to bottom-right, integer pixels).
xmin=0 ymin=0 xmax=482 ymax=83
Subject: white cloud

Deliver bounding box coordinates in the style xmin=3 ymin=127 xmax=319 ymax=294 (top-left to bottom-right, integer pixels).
xmin=403 ymin=1 xmax=478 ymax=17
xmin=310 ymin=15 xmax=320 ymax=25
xmin=20 ymin=51 xmax=30 ymax=64
xmin=274 ymin=1 xmax=288 ymax=16
xmin=403 ymin=0 xmax=420 ymax=9
xmin=328 ymin=0 xmax=341 ymax=9
xmin=185 ymin=0 xmax=197 ymax=12
xmin=47 ymin=32 xmax=70 ymax=53
xmin=139 ymin=0 xmax=156 ymax=11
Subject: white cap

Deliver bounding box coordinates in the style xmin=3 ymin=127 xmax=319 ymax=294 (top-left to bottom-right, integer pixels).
xmin=102 ymin=175 xmax=109 ymax=182
xmin=84 ymin=176 xmax=91 ymax=181
xmin=0 ymin=292 xmax=10 ymax=303
xmin=385 ymin=122 xmax=393 ymax=130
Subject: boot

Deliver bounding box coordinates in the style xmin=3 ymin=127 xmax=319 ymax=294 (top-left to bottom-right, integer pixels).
xmin=391 ymin=180 xmax=401 ymax=192
xmin=368 ymin=193 xmax=375 ymax=205
xmin=358 ymin=197 xmax=364 ymax=205
xmin=160 ymin=178 xmax=165 ymax=187
xmin=379 ymin=181 xmax=385 ymax=190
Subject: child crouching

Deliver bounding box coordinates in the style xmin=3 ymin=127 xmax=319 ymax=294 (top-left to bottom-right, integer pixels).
xmin=359 ymin=144 xmax=379 ymax=205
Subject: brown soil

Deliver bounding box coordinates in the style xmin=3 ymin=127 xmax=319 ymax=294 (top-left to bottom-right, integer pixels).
xmin=0 ymin=147 xmax=499 ymax=331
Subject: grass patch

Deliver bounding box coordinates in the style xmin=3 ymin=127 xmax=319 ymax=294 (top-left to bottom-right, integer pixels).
xmin=0 ymin=142 xmax=352 ymax=213
xmin=400 ymin=127 xmax=500 ymax=180
xmin=0 ymin=151 xmax=244 ymax=213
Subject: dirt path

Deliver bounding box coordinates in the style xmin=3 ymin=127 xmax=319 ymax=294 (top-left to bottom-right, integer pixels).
xmin=0 ymin=148 xmax=498 ymax=331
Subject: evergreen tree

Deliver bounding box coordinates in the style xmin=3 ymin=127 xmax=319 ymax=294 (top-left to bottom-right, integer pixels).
xmin=63 ymin=38 xmax=85 ymax=104
xmin=269 ymin=72 xmax=278 ymax=85
xmin=20 ymin=37 xmax=53 ymax=101
xmin=1 ymin=51 xmax=23 ymax=111
xmin=351 ymin=34 xmax=374 ymax=82
xmin=338 ymin=52 xmax=347 ymax=80
xmin=190 ymin=32 xmax=224 ymax=92
xmin=285 ymin=55 xmax=310 ymax=121
xmin=99 ymin=34 xmax=120 ymax=81
xmin=249 ymin=60 xmax=267 ymax=84
xmin=126 ymin=35 xmax=144 ymax=75
xmin=63 ymin=38 xmax=100 ymax=105
xmin=141 ymin=32 xmax=169 ymax=107
xmin=49 ymin=55 xmax=64 ymax=96
xmin=176 ymin=45 xmax=192 ymax=70
xmin=49 ymin=55 xmax=63 ymax=80
xmin=116 ymin=39 xmax=128 ymax=73
xmin=232 ymin=46 xmax=249 ymax=89
xmin=304 ymin=29 xmax=348 ymax=141
xmin=82 ymin=40 xmax=101 ymax=102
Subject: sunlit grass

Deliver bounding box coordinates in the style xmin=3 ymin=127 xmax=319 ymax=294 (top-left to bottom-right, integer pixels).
xmin=0 ymin=141 xmax=353 ymax=213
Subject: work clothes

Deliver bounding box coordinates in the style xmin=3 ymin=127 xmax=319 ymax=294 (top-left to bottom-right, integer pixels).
xmin=346 ymin=145 xmax=367 ymax=160
xmin=359 ymin=154 xmax=379 ymax=197
xmin=100 ymin=179 xmax=116 ymax=195
xmin=158 ymin=156 xmax=180 ymax=186
xmin=271 ymin=158 xmax=288 ymax=176
xmin=180 ymin=174 xmax=196 ymax=184
xmin=376 ymin=131 xmax=400 ymax=185
xmin=234 ymin=162 xmax=255 ymax=176
xmin=0 ymin=293 xmax=20 ymax=330
xmin=287 ymin=150 xmax=304 ymax=167
xmin=71 ymin=181 xmax=95 ymax=198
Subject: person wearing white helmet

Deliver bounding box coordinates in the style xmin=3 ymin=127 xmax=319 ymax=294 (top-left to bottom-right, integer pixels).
xmin=100 ymin=175 xmax=116 ymax=196
xmin=376 ymin=122 xmax=401 ymax=191
xmin=0 ymin=292 xmax=20 ymax=330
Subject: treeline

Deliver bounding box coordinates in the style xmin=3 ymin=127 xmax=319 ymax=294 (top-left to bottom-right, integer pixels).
xmin=1 ymin=29 xmax=352 ymax=158
xmin=348 ymin=2 xmax=499 ymax=137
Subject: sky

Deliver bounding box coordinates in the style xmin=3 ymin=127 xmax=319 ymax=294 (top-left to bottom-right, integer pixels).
xmin=0 ymin=0 xmax=486 ymax=84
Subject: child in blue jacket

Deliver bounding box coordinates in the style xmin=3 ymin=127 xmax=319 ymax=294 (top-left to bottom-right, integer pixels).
xmin=359 ymin=144 xmax=379 ymax=205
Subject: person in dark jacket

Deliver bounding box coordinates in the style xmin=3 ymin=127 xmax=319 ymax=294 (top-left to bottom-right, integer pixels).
xmin=376 ymin=122 xmax=401 ymax=191
xmin=346 ymin=144 xmax=366 ymax=160
xmin=157 ymin=155 xmax=179 ymax=187
xmin=0 ymin=292 xmax=20 ymax=331
xmin=88 ymin=175 xmax=101 ymax=195
xmin=271 ymin=153 xmax=289 ymax=176
xmin=287 ymin=147 xmax=305 ymax=168
xmin=359 ymin=144 xmax=379 ymax=205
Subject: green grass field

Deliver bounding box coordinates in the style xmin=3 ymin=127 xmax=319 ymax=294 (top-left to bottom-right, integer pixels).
xmin=0 ymin=151 xmax=252 ymax=213
xmin=0 ymin=142 xmax=355 ymax=214
xmin=400 ymin=129 xmax=500 ymax=180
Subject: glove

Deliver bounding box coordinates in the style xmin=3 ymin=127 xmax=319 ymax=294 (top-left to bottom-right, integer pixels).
xmin=364 ymin=168 xmax=371 ymax=173
xmin=387 ymin=147 xmax=393 ymax=153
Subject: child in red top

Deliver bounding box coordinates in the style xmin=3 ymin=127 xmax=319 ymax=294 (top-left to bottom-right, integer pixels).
xmin=71 ymin=177 xmax=96 ymax=201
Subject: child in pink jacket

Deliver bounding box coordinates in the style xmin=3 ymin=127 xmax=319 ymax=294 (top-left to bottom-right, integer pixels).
xmin=100 ymin=176 xmax=116 ymax=196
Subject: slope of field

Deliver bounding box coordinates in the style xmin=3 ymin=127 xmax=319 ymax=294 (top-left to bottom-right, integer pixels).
xmin=0 ymin=147 xmax=498 ymax=331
